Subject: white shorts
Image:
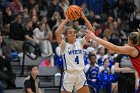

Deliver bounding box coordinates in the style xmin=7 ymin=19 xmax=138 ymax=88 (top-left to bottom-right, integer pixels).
xmin=61 ymin=70 xmax=88 ymax=92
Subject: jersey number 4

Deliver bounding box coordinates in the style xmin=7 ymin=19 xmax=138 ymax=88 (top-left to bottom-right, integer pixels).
xmin=75 ymin=56 xmax=79 ymax=64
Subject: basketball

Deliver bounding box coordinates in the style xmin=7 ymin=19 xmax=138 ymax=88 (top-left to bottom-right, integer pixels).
xmin=66 ymin=5 xmax=81 ymax=20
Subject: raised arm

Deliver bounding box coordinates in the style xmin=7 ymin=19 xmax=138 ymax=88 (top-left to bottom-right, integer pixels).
xmin=86 ymin=30 xmax=138 ymax=57
xmin=81 ymin=11 xmax=94 ymax=33
xmin=55 ymin=17 xmax=69 ymax=44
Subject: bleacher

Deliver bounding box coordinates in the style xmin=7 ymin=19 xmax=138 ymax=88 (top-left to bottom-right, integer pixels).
xmin=4 ymin=55 xmax=62 ymax=93
xmin=4 ymin=42 xmax=62 ymax=93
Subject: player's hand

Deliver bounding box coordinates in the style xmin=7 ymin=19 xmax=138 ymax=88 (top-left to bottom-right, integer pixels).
xmin=123 ymin=67 xmax=132 ymax=73
xmin=85 ymin=30 xmax=97 ymax=40
xmin=80 ymin=9 xmax=86 ymax=19
xmin=65 ymin=15 xmax=70 ymax=21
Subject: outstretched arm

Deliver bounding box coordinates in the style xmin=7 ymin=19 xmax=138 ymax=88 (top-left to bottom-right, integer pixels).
xmin=55 ymin=17 xmax=69 ymax=44
xmin=86 ymin=30 xmax=137 ymax=57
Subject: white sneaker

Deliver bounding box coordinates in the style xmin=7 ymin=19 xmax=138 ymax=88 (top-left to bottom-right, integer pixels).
xmin=30 ymin=53 xmax=36 ymax=58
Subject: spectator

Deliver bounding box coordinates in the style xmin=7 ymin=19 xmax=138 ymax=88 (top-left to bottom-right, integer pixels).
xmin=29 ymin=8 xmax=38 ymax=18
xmin=27 ymin=0 xmax=38 ymax=12
xmin=3 ymin=7 xmax=13 ymax=25
xmin=109 ymin=21 xmax=127 ymax=45
xmin=0 ymin=35 xmax=16 ymax=89
xmin=9 ymin=0 xmax=23 ymax=13
xmin=102 ymin=16 xmax=114 ymax=31
xmin=0 ymin=36 xmax=12 ymax=72
xmin=24 ymin=65 xmax=42 ymax=93
xmin=40 ymin=16 xmax=52 ymax=35
xmin=31 ymin=15 xmax=38 ymax=30
xmin=22 ymin=6 xmax=29 ymax=25
xmin=103 ymin=23 xmax=113 ymax=41
xmin=114 ymin=0 xmax=125 ymax=20
xmin=58 ymin=0 xmax=70 ymax=16
xmin=9 ymin=13 xmax=24 ymax=52
xmin=33 ymin=23 xmax=54 ymax=65
xmin=24 ymin=19 xmax=36 ymax=57
xmin=96 ymin=45 xmax=106 ymax=66
xmin=104 ymin=49 xmax=117 ymax=69
xmin=99 ymin=58 xmax=110 ymax=74
xmin=41 ymin=16 xmax=48 ymax=25
xmin=51 ymin=12 xmax=62 ymax=30
xmin=84 ymin=53 xmax=99 ymax=93
xmin=2 ymin=24 xmax=10 ymax=36
xmin=47 ymin=0 xmax=64 ymax=19
xmin=99 ymin=58 xmax=111 ymax=93
xmin=114 ymin=54 xmax=138 ymax=93
xmin=71 ymin=20 xmax=80 ymax=33
xmin=87 ymin=11 xmax=96 ymax=24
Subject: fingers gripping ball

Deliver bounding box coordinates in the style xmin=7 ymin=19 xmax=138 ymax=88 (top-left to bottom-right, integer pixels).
xmin=66 ymin=5 xmax=81 ymax=20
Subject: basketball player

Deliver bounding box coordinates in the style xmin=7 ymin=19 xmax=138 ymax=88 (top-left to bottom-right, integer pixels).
xmin=86 ymin=30 xmax=140 ymax=92
xmin=55 ymin=12 xmax=94 ymax=93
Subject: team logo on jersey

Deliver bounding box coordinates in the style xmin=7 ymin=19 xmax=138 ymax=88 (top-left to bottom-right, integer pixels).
xmin=68 ymin=49 xmax=82 ymax=55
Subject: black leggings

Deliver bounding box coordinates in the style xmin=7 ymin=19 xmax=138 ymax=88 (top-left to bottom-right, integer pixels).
xmin=118 ymin=73 xmax=135 ymax=93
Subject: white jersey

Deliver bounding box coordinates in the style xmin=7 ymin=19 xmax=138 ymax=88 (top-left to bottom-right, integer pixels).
xmin=59 ymin=37 xmax=86 ymax=71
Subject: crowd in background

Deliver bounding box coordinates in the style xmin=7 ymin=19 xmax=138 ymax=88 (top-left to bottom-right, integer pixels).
xmin=0 ymin=0 xmax=140 ymax=93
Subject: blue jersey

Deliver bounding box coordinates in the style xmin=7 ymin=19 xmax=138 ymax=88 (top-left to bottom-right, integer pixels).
xmin=84 ymin=64 xmax=99 ymax=88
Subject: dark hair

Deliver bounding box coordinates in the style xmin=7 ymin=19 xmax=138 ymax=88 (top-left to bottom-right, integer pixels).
xmin=128 ymin=32 xmax=140 ymax=46
xmin=28 ymin=65 xmax=37 ymax=71
xmin=14 ymin=13 xmax=21 ymax=18
xmin=103 ymin=58 xmax=108 ymax=63
xmin=38 ymin=23 xmax=45 ymax=28
xmin=88 ymin=52 xmax=96 ymax=59
xmin=26 ymin=18 xmax=32 ymax=24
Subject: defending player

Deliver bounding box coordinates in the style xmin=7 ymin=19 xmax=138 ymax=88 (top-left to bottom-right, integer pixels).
xmin=86 ymin=30 xmax=140 ymax=92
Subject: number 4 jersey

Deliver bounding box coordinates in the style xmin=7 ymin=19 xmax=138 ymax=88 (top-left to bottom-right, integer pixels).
xmin=59 ymin=38 xmax=86 ymax=71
